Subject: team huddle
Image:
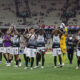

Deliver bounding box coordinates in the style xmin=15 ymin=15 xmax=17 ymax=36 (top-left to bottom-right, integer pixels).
xmin=0 ymin=23 xmax=80 ymax=70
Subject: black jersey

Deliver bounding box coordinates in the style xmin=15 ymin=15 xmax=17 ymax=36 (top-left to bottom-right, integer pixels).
xmin=52 ymin=35 xmax=60 ymax=48
xmin=11 ymin=35 xmax=20 ymax=47
xmin=76 ymin=35 xmax=80 ymax=50
xmin=0 ymin=34 xmax=3 ymax=47
xmin=27 ymin=34 xmax=37 ymax=49
xmin=66 ymin=36 xmax=74 ymax=50
xmin=37 ymin=34 xmax=45 ymax=47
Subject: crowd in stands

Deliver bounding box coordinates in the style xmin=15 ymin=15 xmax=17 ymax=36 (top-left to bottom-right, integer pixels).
xmin=0 ymin=0 xmax=80 ymax=28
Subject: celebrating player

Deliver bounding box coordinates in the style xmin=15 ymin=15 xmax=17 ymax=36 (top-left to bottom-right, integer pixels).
xmin=58 ymin=23 xmax=67 ymax=66
xmin=24 ymin=28 xmax=37 ymax=70
xmin=52 ymin=28 xmax=62 ymax=68
xmin=76 ymin=31 xmax=80 ymax=69
xmin=66 ymin=34 xmax=75 ymax=64
xmin=3 ymin=25 xmax=13 ymax=66
xmin=0 ymin=29 xmax=4 ymax=64
xmin=23 ymin=28 xmax=30 ymax=65
xmin=34 ymin=28 xmax=45 ymax=69
xmin=11 ymin=25 xmax=21 ymax=67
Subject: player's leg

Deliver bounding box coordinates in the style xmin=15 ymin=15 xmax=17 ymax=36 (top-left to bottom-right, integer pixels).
xmin=18 ymin=55 xmax=22 ymax=66
xmin=24 ymin=54 xmax=30 ymax=65
xmin=6 ymin=47 xmax=13 ymax=66
xmin=53 ymin=49 xmax=57 ymax=68
xmin=62 ymin=53 xmax=65 ymax=65
xmin=14 ymin=55 xmax=16 ymax=63
xmin=54 ymin=56 xmax=57 ymax=68
xmin=24 ymin=47 xmax=27 ymax=64
xmin=3 ymin=54 xmax=8 ymax=63
xmin=34 ymin=47 xmax=41 ymax=68
xmin=0 ymin=53 xmax=2 ymax=64
xmin=57 ymin=48 xmax=62 ymax=67
xmin=30 ymin=49 xmax=36 ymax=70
xmin=0 ymin=48 xmax=2 ymax=63
xmin=24 ymin=54 xmax=26 ymax=61
xmin=6 ymin=53 xmax=12 ymax=66
xmin=70 ymin=50 xmax=74 ymax=64
xmin=16 ymin=55 xmax=21 ymax=67
xmin=8 ymin=54 xmax=13 ymax=65
xmin=57 ymin=56 xmax=60 ymax=65
xmin=58 ymin=55 xmax=62 ymax=67
xmin=41 ymin=52 xmax=45 ymax=68
xmin=67 ymin=49 xmax=71 ymax=64
xmin=58 ymin=54 xmax=62 ymax=67
xmin=15 ymin=47 xmax=21 ymax=67
xmin=14 ymin=55 xmax=21 ymax=67
xmin=37 ymin=48 xmax=41 ymax=65
xmin=31 ymin=57 xmax=34 ymax=69
xmin=7 ymin=48 xmax=11 ymax=63
xmin=2 ymin=47 xmax=8 ymax=63
xmin=62 ymin=48 xmax=66 ymax=66
xmin=38 ymin=54 xmax=41 ymax=63
xmin=11 ymin=55 xmax=13 ymax=62
xmin=28 ymin=57 xmax=30 ymax=63
xmin=24 ymin=48 xmax=30 ymax=69
xmin=77 ymin=57 xmax=80 ymax=69
xmin=14 ymin=54 xmax=19 ymax=67
xmin=14 ymin=49 xmax=19 ymax=67
xmin=76 ymin=49 xmax=80 ymax=69
xmin=35 ymin=53 xmax=39 ymax=67
xmin=24 ymin=54 xmax=26 ymax=64
xmin=25 ymin=57 xmax=29 ymax=68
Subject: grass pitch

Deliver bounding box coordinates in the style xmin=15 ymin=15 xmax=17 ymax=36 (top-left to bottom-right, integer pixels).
xmin=0 ymin=53 xmax=80 ymax=80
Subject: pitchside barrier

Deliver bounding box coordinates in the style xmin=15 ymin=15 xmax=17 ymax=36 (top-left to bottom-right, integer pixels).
xmin=0 ymin=25 xmax=80 ymax=30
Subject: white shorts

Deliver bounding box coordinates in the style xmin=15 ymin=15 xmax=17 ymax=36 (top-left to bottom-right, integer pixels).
xmin=37 ymin=47 xmax=45 ymax=53
xmin=0 ymin=47 xmax=4 ymax=53
xmin=24 ymin=47 xmax=36 ymax=57
xmin=52 ymin=48 xmax=62 ymax=56
xmin=77 ymin=49 xmax=80 ymax=56
xmin=2 ymin=47 xmax=6 ymax=53
xmin=24 ymin=47 xmax=28 ymax=54
xmin=7 ymin=47 xmax=12 ymax=54
xmin=2 ymin=47 xmax=12 ymax=54
xmin=12 ymin=47 xmax=19 ymax=55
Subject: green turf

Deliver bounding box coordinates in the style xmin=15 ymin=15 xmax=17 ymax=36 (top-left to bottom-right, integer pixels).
xmin=0 ymin=53 xmax=80 ymax=80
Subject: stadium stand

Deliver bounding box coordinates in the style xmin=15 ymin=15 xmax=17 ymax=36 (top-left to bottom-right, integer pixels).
xmin=0 ymin=0 xmax=80 ymax=28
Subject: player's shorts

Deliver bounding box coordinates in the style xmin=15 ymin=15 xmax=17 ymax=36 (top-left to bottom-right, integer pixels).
xmin=11 ymin=47 xmax=19 ymax=55
xmin=37 ymin=47 xmax=45 ymax=53
xmin=77 ymin=49 xmax=80 ymax=56
xmin=52 ymin=48 xmax=62 ymax=56
xmin=24 ymin=47 xmax=36 ymax=58
xmin=60 ymin=46 xmax=66 ymax=54
xmin=1 ymin=47 xmax=6 ymax=53
xmin=0 ymin=47 xmax=4 ymax=53
xmin=2 ymin=47 xmax=12 ymax=54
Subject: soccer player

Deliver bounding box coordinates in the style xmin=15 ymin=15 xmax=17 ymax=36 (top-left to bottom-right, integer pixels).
xmin=52 ymin=28 xmax=62 ymax=68
xmin=24 ymin=28 xmax=37 ymax=70
xmin=34 ymin=28 xmax=45 ymax=69
xmin=58 ymin=23 xmax=67 ymax=66
xmin=76 ymin=31 xmax=80 ymax=69
xmin=0 ymin=29 xmax=4 ymax=64
xmin=3 ymin=26 xmax=13 ymax=66
xmin=23 ymin=28 xmax=30 ymax=65
xmin=66 ymin=34 xmax=74 ymax=64
xmin=11 ymin=25 xmax=21 ymax=67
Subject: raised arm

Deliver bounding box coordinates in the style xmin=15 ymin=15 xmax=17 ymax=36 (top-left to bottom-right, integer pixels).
xmin=23 ymin=28 xmax=28 ymax=39
xmin=14 ymin=25 xmax=19 ymax=35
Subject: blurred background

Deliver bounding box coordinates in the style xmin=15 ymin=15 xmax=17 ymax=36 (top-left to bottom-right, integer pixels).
xmin=0 ymin=0 xmax=80 ymax=30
